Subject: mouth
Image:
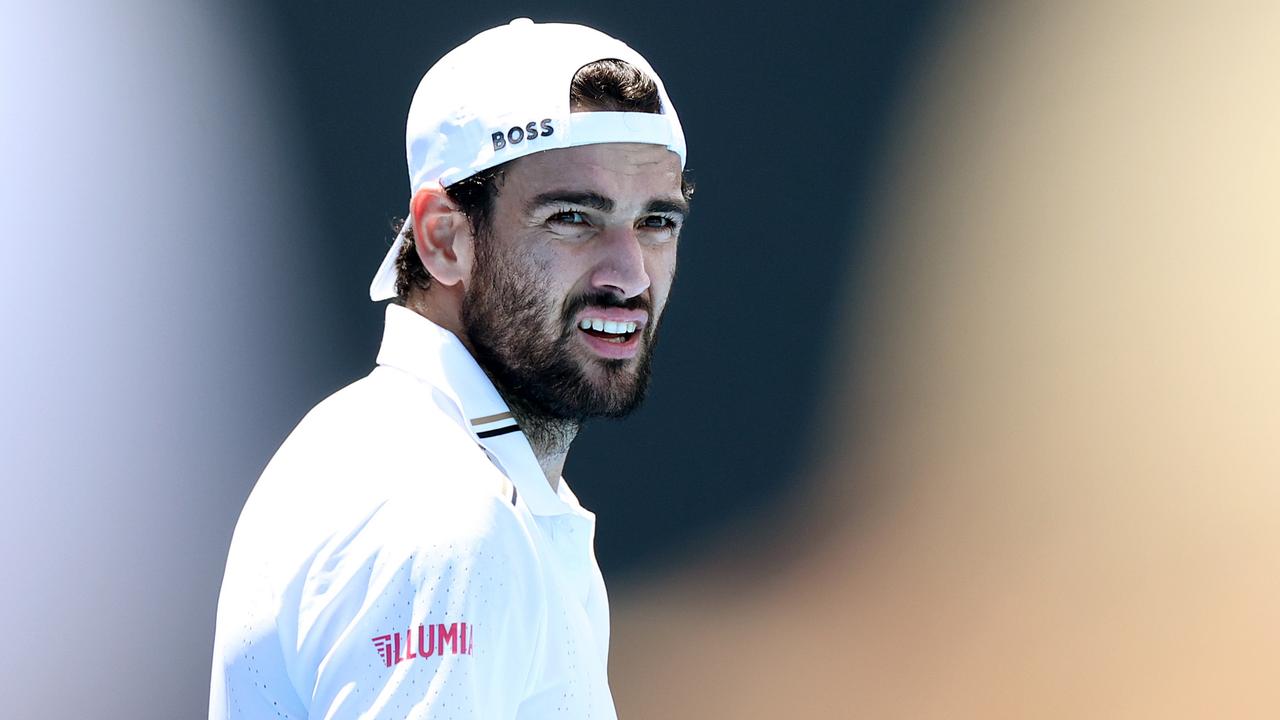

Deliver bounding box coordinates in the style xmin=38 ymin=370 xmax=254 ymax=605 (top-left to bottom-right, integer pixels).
xmin=574 ymin=313 xmax=647 ymax=359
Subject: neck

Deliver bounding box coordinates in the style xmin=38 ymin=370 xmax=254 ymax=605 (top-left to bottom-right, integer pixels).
xmin=407 ymin=293 xmax=578 ymax=489
xmin=508 ymin=409 xmax=578 ymax=490
xmin=406 ymin=287 xmax=466 ymax=339
xmin=405 ymin=290 xmax=579 ymax=489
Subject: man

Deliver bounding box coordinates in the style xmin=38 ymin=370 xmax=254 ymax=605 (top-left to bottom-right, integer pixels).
xmin=209 ymin=19 xmax=689 ymax=719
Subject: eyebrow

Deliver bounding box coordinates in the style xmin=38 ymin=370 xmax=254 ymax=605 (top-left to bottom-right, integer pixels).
xmin=527 ymin=191 xmax=690 ymax=219
xmin=645 ymin=198 xmax=690 ymax=218
xmin=528 ymin=191 xmax=614 ymax=214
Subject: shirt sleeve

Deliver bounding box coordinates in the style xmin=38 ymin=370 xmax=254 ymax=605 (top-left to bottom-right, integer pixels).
xmin=289 ymin=490 xmax=546 ymax=719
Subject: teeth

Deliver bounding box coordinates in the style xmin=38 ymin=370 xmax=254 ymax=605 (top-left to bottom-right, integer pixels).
xmin=578 ymin=318 xmax=640 ymax=335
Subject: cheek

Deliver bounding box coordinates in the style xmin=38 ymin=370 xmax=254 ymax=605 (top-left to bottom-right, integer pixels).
xmin=519 ymin=245 xmax=586 ymax=310
xmin=650 ymin=243 xmax=678 ymax=281
xmin=646 ymin=249 xmax=678 ymax=306
xmin=529 ymin=242 xmax=599 ymax=293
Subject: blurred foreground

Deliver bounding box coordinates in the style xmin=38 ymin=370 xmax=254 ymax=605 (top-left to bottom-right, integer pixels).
xmin=612 ymin=3 xmax=1280 ymax=717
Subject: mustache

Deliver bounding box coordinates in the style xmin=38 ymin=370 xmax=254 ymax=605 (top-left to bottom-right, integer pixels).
xmin=562 ymin=290 xmax=651 ymax=319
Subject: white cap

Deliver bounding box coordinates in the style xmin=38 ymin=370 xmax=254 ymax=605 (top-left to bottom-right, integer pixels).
xmin=369 ymin=18 xmax=687 ymax=301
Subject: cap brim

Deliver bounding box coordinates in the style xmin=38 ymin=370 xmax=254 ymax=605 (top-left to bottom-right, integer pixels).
xmin=369 ymin=218 xmax=410 ymax=301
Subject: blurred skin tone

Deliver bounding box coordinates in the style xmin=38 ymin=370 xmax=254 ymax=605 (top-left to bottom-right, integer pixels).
xmin=409 ymin=143 xmax=686 ymax=485
xmin=610 ymin=3 xmax=1280 ymax=718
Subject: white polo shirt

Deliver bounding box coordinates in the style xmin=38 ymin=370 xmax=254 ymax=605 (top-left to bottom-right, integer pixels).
xmin=210 ymin=304 xmax=615 ymax=719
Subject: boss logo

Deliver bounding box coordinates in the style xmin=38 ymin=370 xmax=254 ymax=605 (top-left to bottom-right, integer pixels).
xmin=491 ymin=119 xmax=554 ymax=151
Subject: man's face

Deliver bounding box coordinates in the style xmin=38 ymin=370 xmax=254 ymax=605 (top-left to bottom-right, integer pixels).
xmin=460 ymin=142 xmax=687 ymax=422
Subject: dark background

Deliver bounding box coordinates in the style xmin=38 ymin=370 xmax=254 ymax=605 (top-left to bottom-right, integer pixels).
xmin=254 ymin=0 xmax=949 ymax=578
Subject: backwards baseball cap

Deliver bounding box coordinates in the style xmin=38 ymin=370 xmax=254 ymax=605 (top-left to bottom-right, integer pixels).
xmin=369 ymin=18 xmax=687 ymax=301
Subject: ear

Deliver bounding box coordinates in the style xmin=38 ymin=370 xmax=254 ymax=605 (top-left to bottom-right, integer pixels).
xmin=410 ymin=184 xmax=474 ymax=287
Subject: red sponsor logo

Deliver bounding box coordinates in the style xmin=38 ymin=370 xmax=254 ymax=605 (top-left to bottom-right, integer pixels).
xmin=371 ymin=622 xmax=474 ymax=667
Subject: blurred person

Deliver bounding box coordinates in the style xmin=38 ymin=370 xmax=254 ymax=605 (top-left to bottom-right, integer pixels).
xmin=210 ymin=19 xmax=690 ymax=719
xmin=609 ymin=3 xmax=1280 ymax=718
xmin=3 ymin=2 xmax=314 ymax=717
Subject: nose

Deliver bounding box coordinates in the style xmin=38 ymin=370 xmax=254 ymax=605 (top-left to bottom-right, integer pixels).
xmin=590 ymin=225 xmax=650 ymax=299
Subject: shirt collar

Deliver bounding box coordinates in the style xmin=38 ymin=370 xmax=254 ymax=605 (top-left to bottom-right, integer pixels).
xmin=375 ymin=303 xmax=573 ymax=517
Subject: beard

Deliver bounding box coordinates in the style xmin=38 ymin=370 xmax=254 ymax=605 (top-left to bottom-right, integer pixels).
xmin=460 ymin=241 xmax=660 ymax=432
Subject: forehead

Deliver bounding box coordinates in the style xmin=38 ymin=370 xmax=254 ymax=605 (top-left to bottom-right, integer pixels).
xmin=498 ymin=143 xmax=684 ymax=205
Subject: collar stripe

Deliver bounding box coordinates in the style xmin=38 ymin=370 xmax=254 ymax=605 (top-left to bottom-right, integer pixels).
xmin=477 ymin=424 xmax=521 ymax=439
xmin=470 ymin=411 xmax=514 ymax=426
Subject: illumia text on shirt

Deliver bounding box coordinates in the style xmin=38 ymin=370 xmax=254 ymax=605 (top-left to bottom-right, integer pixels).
xmin=371 ymin=622 xmax=474 ymax=667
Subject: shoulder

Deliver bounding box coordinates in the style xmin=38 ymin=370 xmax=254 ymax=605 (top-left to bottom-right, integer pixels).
xmin=228 ymin=367 xmax=531 ymax=589
xmin=259 ymin=367 xmax=507 ymax=503
xmin=279 ymin=366 xmax=459 ymax=462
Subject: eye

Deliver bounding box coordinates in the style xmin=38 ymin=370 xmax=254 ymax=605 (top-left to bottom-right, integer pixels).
xmin=548 ymin=209 xmax=588 ymax=226
xmin=638 ymin=215 xmax=681 ymax=240
xmin=641 ymin=215 xmax=675 ymax=229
